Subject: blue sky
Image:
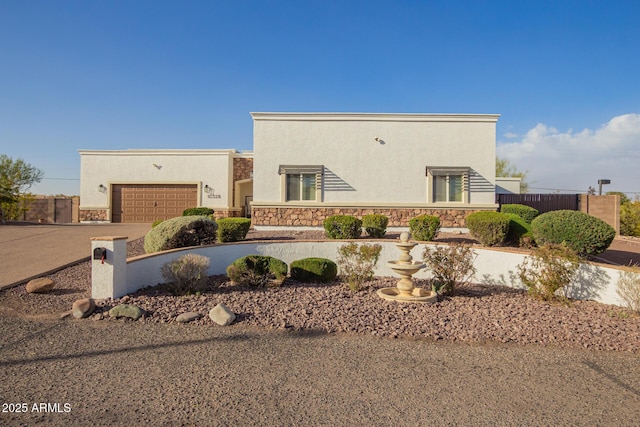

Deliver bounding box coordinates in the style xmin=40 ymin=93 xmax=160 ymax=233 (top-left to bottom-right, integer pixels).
xmin=1 ymin=0 xmax=639 ymax=196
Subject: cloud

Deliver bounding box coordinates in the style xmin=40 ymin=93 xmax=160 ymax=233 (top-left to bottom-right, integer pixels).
xmin=502 ymin=132 xmax=518 ymax=139
xmin=497 ymin=114 xmax=640 ymax=194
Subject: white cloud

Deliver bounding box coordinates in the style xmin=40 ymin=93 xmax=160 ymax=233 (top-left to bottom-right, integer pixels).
xmin=502 ymin=132 xmax=518 ymax=138
xmin=497 ymin=114 xmax=640 ymax=194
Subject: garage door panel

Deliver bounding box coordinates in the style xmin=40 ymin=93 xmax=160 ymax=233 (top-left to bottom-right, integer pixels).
xmin=112 ymin=184 xmax=198 ymax=223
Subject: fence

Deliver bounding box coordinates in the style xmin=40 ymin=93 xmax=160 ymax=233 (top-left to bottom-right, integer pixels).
xmin=20 ymin=196 xmax=79 ymax=223
xmin=496 ymin=193 xmax=580 ymax=213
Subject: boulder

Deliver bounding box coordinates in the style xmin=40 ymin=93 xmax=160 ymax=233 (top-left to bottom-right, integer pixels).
xmin=72 ymin=298 xmax=96 ymax=319
xmin=26 ymin=278 xmax=55 ymax=294
xmin=176 ymin=312 xmax=202 ymax=323
xmin=209 ymin=304 xmax=236 ymax=326
xmin=109 ymin=304 xmax=144 ymax=320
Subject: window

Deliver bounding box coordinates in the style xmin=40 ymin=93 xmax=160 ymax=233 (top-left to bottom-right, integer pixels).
xmin=427 ymin=167 xmax=469 ymax=203
xmin=278 ymin=165 xmax=323 ymax=202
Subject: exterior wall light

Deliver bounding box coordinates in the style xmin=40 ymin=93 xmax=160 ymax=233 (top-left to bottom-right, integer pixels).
xmin=204 ymin=184 xmax=210 ymax=193
xmin=98 ymin=184 xmax=106 ymax=192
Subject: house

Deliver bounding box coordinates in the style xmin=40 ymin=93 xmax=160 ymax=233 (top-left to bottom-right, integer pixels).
xmin=251 ymin=112 xmax=500 ymax=228
xmin=78 ymin=112 xmax=501 ymax=228
xmin=78 ymin=149 xmax=252 ymax=222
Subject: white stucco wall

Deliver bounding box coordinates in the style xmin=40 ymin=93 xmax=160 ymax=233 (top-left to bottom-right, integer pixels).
xmin=496 ymin=177 xmax=522 ymax=194
xmin=252 ymin=113 xmax=499 ymax=207
xmin=78 ymin=149 xmax=237 ymax=211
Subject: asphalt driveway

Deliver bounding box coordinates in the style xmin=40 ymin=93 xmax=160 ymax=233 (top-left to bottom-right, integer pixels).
xmin=0 ymin=223 xmax=151 ymax=289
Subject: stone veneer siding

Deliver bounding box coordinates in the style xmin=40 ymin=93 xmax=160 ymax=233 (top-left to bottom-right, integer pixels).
xmin=79 ymin=209 xmax=108 ymax=221
xmin=233 ymin=158 xmax=253 ymax=182
xmin=252 ymin=207 xmax=490 ymax=228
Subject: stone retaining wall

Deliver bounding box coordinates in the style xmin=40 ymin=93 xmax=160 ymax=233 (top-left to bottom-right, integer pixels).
xmin=252 ymin=207 xmax=485 ymax=227
xmin=79 ymin=209 xmax=108 ymax=222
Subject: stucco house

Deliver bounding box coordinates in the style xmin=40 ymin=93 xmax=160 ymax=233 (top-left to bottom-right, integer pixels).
xmin=251 ymin=112 xmax=500 ymax=229
xmin=79 ymin=112 xmax=501 ymax=227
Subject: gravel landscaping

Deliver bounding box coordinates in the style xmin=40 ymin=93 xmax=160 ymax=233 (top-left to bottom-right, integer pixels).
xmin=2 ymin=230 xmax=639 ymax=353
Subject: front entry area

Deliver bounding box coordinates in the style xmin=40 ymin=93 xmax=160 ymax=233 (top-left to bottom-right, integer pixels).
xmin=111 ymin=184 xmax=198 ymax=223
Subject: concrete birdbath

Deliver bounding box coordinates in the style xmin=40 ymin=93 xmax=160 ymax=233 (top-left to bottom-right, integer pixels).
xmin=377 ymin=232 xmax=437 ymax=303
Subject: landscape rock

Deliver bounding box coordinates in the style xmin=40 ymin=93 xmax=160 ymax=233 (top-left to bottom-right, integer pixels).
xmin=109 ymin=304 xmax=144 ymax=320
xmin=176 ymin=312 xmax=202 ymax=323
xmin=209 ymin=304 xmax=236 ymax=326
xmin=26 ymin=278 xmax=55 ymax=294
xmin=72 ymin=298 xmax=96 ymax=319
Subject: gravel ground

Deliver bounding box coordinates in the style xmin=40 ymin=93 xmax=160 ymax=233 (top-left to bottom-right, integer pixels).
xmin=2 ymin=230 xmax=640 ymax=425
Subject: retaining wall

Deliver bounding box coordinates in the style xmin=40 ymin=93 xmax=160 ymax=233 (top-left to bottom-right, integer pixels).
xmin=91 ymin=238 xmax=626 ymax=307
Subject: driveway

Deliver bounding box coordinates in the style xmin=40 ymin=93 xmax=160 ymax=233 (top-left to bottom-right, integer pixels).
xmin=0 ymin=223 xmax=151 ymax=289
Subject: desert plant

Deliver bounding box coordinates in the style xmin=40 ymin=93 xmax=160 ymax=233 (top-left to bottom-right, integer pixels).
xmin=500 ymin=204 xmax=539 ymax=223
xmin=616 ymin=267 xmax=640 ymax=313
xmin=217 ymin=217 xmax=251 ymax=242
xmin=290 ymin=257 xmax=338 ymax=283
xmin=362 ymin=214 xmax=388 ymax=238
xmin=409 ymin=215 xmax=441 ymax=241
xmin=182 ymin=207 xmax=215 ymax=216
xmin=466 ymin=211 xmax=510 ymax=246
xmin=144 ymin=216 xmax=218 ymax=253
xmin=517 ymin=244 xmax=581 ymax=301
xmin=531 ymin=210 xmax=616 ymax=257
xmin=226 ymin=255 xmax=288 ymax=287
xmin=324 ymin=215 xmax=362 ymax=239
xmin=503 ymin=213 xmax=534 ymax=246
xmin=336 ymin=242 xmax=382 ymax=292
xmin=422 ymin=244 xmax=476 ymax=296
xmin=160 ymin=253 xmax=210 ymax=295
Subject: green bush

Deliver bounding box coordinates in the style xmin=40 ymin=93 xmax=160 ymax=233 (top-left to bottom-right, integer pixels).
xmin=323 ymin=215 xmax=362 ymax=239
xmin=466 ymin=211 xmax=510 ymax=246
xmin=217 ymin=217 xmax=251 ymax=242
xmin=144 ymin=216 xmax=218 ymax=253
xmin=409 ymin=215 xmax=441 ymax=241
xmin=500 ymin=204 xmax=539 ymax=223
xmin=336 ymin=242 xmax=382 ymax=292
xmin=151 ymin=219 xmax=164 ymax=228
xmin=290 ymin=258 xmax=338 ymax=283
xmin=531 ymin=210 xmax=616 ymax=257
xmin=362 ymin=214 xmax=388 ymax=238
xmin=518 ymin=244 xmax=581 ymax=301
xmin=621 ymin=201 xmax=640 ymax=237
xmin=503 ymin=213 xmax=533 ymax=246
xmin=182 ymin=207 xmax=215 ymax=216
xmin=226 ymin=255 xmax=288 ymax=287
xmin=160 ymin=253 xmax=210 ymax=295
xmin=422 ymin=244 xmax=477 ymax=296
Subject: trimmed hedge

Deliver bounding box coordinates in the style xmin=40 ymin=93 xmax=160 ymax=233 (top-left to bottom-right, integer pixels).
xmin=409 ymin=215 xmax=441 ymax=241
xmin=503 ymin=213 xmax=533 ymax=246
xmin=531 ymin=210 xmax=616 ymax=256
xmin=466 ymin=211 xmax=510 ymax=246
xmin=362 ymin=214 xmax=388 ymax=238
xmin=151 ymin=219 xmax=164 ymax=228
xmin=226 ymin=255 xmax=288 ymax=287
xmin=323 ymin=215 xmax=362 ymax=239
xmin=217 ymin=217 xmax=251 ymax=242
xmin=500 ymin=204 xmax=539 ymax=223
xmin=182 ymin=207 xmax=215 ymax=216
xmin=144 ymin=216 xmax=218 ymax=253
xmin=290 ymin=258 xmax=338 ymax=283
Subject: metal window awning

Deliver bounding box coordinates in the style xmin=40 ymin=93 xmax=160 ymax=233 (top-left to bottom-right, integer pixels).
xmin=426 ymin=166 xmax=470 ymax=176
xmin=278 ymin=165 xmax=324 ymax=175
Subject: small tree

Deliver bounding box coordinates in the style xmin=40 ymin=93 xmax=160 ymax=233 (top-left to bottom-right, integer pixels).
xmin=496 ymin=156 xmax=529 ymax=193
xmin=0 ymin=155 xmax=44 ymax=221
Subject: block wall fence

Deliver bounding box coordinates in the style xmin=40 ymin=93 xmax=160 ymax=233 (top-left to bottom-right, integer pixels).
xmin=91 ymin=237 xmax=626 ymax=308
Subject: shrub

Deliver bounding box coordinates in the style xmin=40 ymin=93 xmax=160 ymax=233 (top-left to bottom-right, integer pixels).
xmin=500 ymin=204 xmax=539 ymax=223
xmin=531 ymin=210 xmax=616 ymax=257
xmin=182 ymin=207 xmax=215 ymax=216
xmin=144 ymin=216 xmax=218 ymax=253
xmin=620 ymin=201 xmax=640 ymax=237
xmin=616 ymin=267 xmax=640 ymax=313
xmin=226 ymin=255 xmax=288 ymax=287
xmin=217 ymin=217 xmax=251 ymax=242
xmin=409 ymin=215 xmax=441 ymax=241
xmin=466 ymin=211 xmax=510 ymax=246
xmin=336 ymin=242 xmax=382 ymax=292
xmin=362 ymin=214 xmax=388 ymax=238
xmin=324 ymin=215 xmax=362 ymax=239
xmin=160 ymin=253 xmax=210 ymax=295
xmin=422 ymin=244 xmax=476 ymax=296
xmin=517 ymin=244 xmax=581 ymax=301
xmin=290 ymin=258 xmax=338 ymax=283
xmin=503 ymin=213 xmax=533 ymax=246
xmin=151 ymin=219 xmax=164 ymax=228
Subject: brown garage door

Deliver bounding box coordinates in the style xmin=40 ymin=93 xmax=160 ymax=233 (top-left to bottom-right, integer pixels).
xmin=112 ymin=184 xmax=198 ymax=223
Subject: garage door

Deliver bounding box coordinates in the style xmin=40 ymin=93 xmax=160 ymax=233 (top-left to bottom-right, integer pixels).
xmin=112 ymin=184 xmax=198 ymax=223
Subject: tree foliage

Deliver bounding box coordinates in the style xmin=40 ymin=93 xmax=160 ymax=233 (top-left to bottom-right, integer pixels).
xmin=496 ymin=157 xmax=529 ymax=193
xmin=0 ymin=155 xmax=44 ymax=220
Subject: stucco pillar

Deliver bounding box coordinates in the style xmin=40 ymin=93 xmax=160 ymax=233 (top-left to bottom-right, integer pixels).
xmin=91 ymin=236 xmax=128 ymax=299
